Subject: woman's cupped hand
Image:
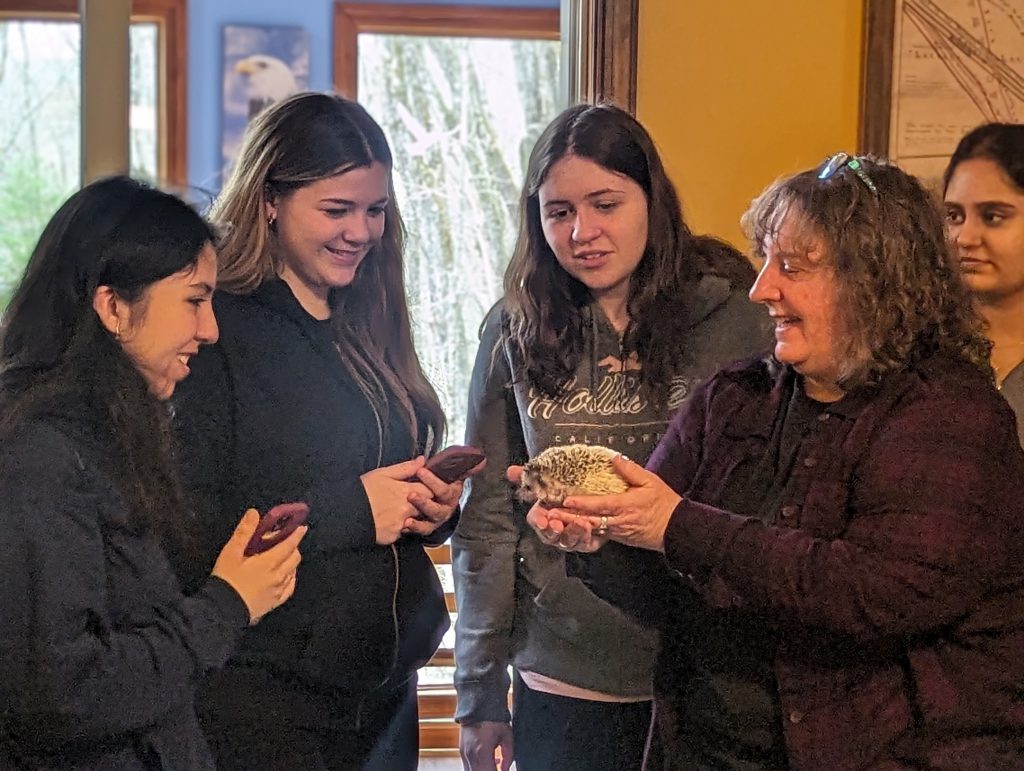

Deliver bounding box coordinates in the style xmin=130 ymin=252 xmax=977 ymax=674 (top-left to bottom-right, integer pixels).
xmin=514 ymin=455 xmax=681 ymax=553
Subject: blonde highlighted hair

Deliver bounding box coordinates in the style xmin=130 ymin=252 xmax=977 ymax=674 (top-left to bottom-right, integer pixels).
xmin=211 ymin=92 xmax=445 ymax=451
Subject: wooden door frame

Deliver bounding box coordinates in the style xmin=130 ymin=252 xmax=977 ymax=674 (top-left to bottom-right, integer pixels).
xmin=563 ymin=0 xmax=639 ymax=113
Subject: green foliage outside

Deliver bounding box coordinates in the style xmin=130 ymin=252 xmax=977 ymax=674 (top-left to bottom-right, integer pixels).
xmin=0 ymin=19 xmax=157 ymax=312
xmin=0 ymin=155 xmax=72 ymax=308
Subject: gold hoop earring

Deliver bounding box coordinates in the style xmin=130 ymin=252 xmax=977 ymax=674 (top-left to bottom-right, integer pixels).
xmin=267 ymin=214 xmax=277 ymax=230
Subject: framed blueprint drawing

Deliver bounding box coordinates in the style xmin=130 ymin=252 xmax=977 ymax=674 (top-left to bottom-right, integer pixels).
xmin=860 ymin=0 xmax=1023 ymax=182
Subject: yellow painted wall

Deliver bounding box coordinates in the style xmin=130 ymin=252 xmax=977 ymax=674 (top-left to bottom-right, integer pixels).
xmin=637 ymin=0 xmax=864 ymax=249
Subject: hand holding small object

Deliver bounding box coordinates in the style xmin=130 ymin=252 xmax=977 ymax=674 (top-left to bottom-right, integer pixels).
xmin=401 ymin=446 xmax=486 ymax=536
xmin=509 ymin=463 xmax=608 ymax=553
xmin=212 ymin=508 xmax=307 ymax=624
xmin=562 ymin=454 xmax=681 ymax=552
xmin=362 ymin=459 xmax=433 ymax=545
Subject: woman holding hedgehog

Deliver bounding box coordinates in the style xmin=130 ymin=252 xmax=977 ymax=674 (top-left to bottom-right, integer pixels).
xmin=530 ymin=154 xmax=1024 ymax=769
xmin=451 ymin=103 xmax=769 ymax=771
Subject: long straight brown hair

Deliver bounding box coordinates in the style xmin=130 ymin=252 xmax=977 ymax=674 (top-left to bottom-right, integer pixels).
xmin=211 ymin=93 xmax=445 ymax=452
xmin=503 ymin=103 xmax=754 ymax=400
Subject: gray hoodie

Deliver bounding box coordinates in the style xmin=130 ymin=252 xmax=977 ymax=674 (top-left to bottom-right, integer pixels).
xmin=452 ymin=275 xmax=771 ymax=723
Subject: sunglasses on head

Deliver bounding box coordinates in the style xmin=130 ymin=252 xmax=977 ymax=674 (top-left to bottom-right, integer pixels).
xmin=817 ymin=152 xmax=878 ymax=196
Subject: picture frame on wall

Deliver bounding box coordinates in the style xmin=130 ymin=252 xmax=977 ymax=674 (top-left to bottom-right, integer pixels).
xmin=221 ymin=23 xmax=309 ymax=179
xmin=860 ymin=0 xmax=1024 ymax=183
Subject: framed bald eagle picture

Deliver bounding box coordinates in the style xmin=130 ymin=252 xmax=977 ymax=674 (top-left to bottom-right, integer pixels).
xmin=222 ymin=24 xmax=309 ymax=180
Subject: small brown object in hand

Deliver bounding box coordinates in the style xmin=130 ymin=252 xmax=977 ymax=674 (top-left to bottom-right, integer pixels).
xmin=519 ymin=444 xmax=627 ymax=507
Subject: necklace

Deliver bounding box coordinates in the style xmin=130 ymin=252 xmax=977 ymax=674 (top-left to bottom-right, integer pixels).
xmin=991 ymin=339 xmax=1024 ymax=384
xmin=994 ymin=352 xmax=1024 ymax=389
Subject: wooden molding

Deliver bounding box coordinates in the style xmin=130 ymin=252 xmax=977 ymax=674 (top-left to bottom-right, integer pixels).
xmin=562 ymin=0 xmax=639 ymax=113
xmin=135 ymin=0 xmax=187 ymax=186
xmin=333 ymin=2 xmax=559 ymax=99
xmin=859 ymin=0 xmax=895 ymax=156
xmin=588 ymin=0 xmax=639 ymax=113
xmin=426 ymin=543 xmax=451 ymax=564
xmin=0 ymin=0 xmax=187 ymax=185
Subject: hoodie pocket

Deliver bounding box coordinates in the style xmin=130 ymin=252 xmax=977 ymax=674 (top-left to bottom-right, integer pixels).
xmin=531 ymin=575 xmax=658 ymax=673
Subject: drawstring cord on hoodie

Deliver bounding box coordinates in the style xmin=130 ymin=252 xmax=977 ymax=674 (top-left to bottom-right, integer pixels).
xmin=586 ymin=303 xmax=631 ymax=413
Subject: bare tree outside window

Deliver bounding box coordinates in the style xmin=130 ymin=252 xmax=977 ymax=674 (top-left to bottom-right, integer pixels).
xmin=130 ymin=23 xmax=158 ymax=181
xmin=358 ymin=34 xmax=561 ymax=446
xmin=0 ymin=21 xmax=79 ymax=306
xmin=0 ymin=19 xmax=159 ymax=308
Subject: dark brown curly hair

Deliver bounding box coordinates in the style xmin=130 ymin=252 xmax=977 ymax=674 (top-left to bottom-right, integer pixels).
xmin=502 ymin=103 xmax=754 ymax=399
xmin=743 ymin=155 xmax=991 ymax=390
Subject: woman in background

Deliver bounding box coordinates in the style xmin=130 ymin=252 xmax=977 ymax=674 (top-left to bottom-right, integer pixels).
xmin=943 ymin=122 xmax=1024 ymax=445
xmin=173 ymin=92 xmax=463 ymax=770
xmin=452 ymin=103 xmax=768 ymax=771
xmin=0 ymin=177 xmax=303 ymax=770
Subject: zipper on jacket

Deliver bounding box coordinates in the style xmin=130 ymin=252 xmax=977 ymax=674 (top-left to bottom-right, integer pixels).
xmin=386 ymin=542 xmax=401 ymax=674
xmin=356 ymin=399 xmax=398 ymax=731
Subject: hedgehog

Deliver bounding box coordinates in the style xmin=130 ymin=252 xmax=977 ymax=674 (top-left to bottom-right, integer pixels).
xmin=519 ymin=444 xmax=628 ymax=507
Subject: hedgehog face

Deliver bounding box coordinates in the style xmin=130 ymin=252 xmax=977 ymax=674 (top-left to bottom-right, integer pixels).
xmin=519 ymin=460 xmax=572 ymax=507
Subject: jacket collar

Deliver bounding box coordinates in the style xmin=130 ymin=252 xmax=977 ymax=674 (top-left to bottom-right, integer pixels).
xmin=249 ymin=279 xmax=345 ymax=382
xmin=251 ymin=277 xmax=323 ymax=328
xmin=721 ymin=357 xmax=878 ymax=439
xmin=585 ymin=275 xmax=735 ymax=335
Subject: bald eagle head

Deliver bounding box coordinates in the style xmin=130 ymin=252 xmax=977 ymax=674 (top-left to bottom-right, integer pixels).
xmin=235 ymin=54 xmax=299 ymax=118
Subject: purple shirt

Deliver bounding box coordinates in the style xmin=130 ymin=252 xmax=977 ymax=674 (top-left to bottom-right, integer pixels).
xmin=640 ymin=354 xmax=1024 ymax=770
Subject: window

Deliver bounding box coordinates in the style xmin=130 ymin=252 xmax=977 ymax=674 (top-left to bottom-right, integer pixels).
xmin=334 ymin=1 xmax=561 ymax=447
xmin=334 ymin=2 xmax=561 ymax=756
xmin=0 ymin=0 xmax=185 ymax=307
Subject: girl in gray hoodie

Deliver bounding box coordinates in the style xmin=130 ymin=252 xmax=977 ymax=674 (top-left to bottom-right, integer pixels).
xmin=452 ymin=103 xmax=770 ymax=771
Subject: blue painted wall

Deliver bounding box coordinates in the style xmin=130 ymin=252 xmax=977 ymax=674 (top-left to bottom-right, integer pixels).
xmin=187 ymin=0 xmax=559 ymax=194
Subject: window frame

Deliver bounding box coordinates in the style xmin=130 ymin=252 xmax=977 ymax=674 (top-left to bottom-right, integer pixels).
xmin=0 ymin=0 xmax=187 ymax=185
xmin=564 ymin=0 xmax=639 ymax=112
xmin=332 ymin=4 xmax=560 ymax=756
xmin=332 ymin=1 xmax=560 ymax=99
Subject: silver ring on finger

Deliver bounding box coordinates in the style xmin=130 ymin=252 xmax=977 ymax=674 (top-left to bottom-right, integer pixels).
xmin=595 ymin=515 xmax=609 ymax=535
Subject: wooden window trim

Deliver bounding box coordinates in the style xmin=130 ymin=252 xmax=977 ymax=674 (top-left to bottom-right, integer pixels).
xmin=561 ymin=0 xmax=639 ymax=113
xmin=0 ymin=0 xmax=187 ymax=185
xmin=332 ymin=2 xmax=559 ymax=99
xmin=586 ymin=0 xmax=638 ymax=113
xmin=330 ymin=8 xmax=561 ymax=753
xmin=858 ymin=0 xmax=895 ymax=155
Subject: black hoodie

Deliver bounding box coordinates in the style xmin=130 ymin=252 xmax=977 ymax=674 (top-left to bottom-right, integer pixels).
xmin=171 ymin=279 xmax=449 ymax=702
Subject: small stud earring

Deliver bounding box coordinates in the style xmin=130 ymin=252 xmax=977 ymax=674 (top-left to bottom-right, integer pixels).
xmin=267 ymin=214 xmax=277 ymax=230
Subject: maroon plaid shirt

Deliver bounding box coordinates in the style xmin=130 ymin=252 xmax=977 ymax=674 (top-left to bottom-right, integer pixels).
xmin=641 ymin=354 xmax=1024 ymax=770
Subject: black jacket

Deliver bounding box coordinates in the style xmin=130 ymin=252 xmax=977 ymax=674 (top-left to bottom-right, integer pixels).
xmin=172 ymin=280 xmax=449 ymax=699
xmin=0 ymin=401 xmax=248 ymax=770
